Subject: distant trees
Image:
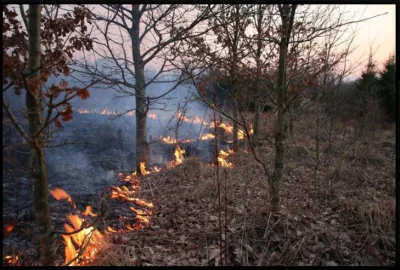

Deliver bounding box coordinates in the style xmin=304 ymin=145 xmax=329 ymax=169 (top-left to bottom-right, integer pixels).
xmin=354 ymin=54 xmax=379 ymax=119
xmin=377 ymin=54 xmax=396 ymax=122
xmin=352 ymin=53 xmax=395 ymax=124
xmin=3 ymin=4 xmax=95 ymax=265
xmin=177 ymin=4 xmax=378 ymax=212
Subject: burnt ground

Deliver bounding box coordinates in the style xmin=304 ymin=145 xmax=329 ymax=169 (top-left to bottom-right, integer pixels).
xmin=2 ymin=112 xmax=396 ymax=266
xmin=2 ymin=112 xmax=228 ymax=266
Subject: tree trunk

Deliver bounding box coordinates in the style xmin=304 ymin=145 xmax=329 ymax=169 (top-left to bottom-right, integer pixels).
xmin=270 ymin=4 xmax=296 ymax=212
xmin=232 ymin=103 xmax=239 ymax=152
xmin=231 ymin=5 xmax=241 ymax=153
xmin=27 ymin=4 xmax=56 ymax=266
xmin=253 ymin=102 xmax=261 ymax=145
xmin=252 ymin=5 xmax=264 ymax=147
xmin=131 ymin=5 xmax=149 ymax=173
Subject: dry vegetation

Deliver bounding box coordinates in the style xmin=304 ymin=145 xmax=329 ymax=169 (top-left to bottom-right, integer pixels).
xmin=88 ymin=112 xmax=395 ymax=266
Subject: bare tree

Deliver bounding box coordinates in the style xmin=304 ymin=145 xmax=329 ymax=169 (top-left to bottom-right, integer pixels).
xmin=3 ymin=4 xmax=95 ymax=265
xmin=75 ymin=4 xmax=216 ymax=173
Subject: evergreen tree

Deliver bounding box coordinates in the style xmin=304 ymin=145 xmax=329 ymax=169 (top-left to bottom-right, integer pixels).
xmin=354 ymin=53 xmax=379 ymax=117
xmin=378 ymin=54 xmax=396 ymax=122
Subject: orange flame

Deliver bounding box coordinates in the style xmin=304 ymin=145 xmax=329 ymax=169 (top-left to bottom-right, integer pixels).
xmin=78 ymin=108 xmax=89 ymax=114
xmin=200 ymin=133 xmax=215 ymax=140
xmin=100 ymin=107 xmax=117 ymax=115
xmin=140 ymin=162 xmax=150 ymax=175
xmin=148 ymin=112 xmax=157 ymax=119
xmin=62 ymin=212 xmax=103 ymax=266
xmin=4 ymin=224 xmax=15 ymax=236
xmin=107 ymin=226 xmax=117 ymax=233
xmin=193 ymin=115 xmax=203 ymax=124
xmin=49 ymin=188 xmax=76 ymax=208
xmin=174 ymin=145 xmax=185 ymax=165
xmin=177 ymin=110 xmax=190 ymax=122
xmin=160 ymin=136 xmax=177 ymax=144
xmin=77 ymin=107 xmax=135 ymax=117
xmin=82 ymin=206 xmax=98 ymax=217
xmin=238 ymin=129 xmax=245 ymax=140
xmin=215 ymin=149 xmax=234 ymax=168
xmin=4 ymin=255 xmax=19 ymax=265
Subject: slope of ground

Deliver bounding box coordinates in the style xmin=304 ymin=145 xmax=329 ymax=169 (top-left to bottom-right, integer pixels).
xmin=90 ymin=119 xmax=395 ymax=266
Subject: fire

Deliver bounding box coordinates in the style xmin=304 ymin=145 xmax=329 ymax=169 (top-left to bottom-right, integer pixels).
xmin=109 ymin=162 xmax=158 ymax=234
xmin=4 ymin=224 xmax=15 ymax=237
xmin=177 ymin=110 xmax=190 ymax=122
xmin=200 ymin=133 xmax=215 ymax=140
xmin=4 ymin=255 xmax=19 ymax=265
xmin=78 ymin=108 xmax=89 ymax=114
xmin=62 ymin=214 xmax=103 ymax=266
xmin=193 ymin=115 xmax=203 ymax=124
xmin=49 ymin=188 xmax=102 ymax=266
xmin=50 ymin=178 xmax=156 ymax=266
xmin=174 ymin=145 xmax=185 ymax=165
xmin=140 ymin=162 xmax=150 ymax=175
xmin=160 ymin=136 xmax=177 ymax=144
xmin=76 ymin=107 xmax=135 ymax=117
xmin=82 ymin=206 xmax=98 ymax=217
xmin=49 ymin=188 xmax=76 ymax=208
xmin=166 ymin=145 xmax=185 ymax=168
xmin=214 ymin=149 xmax=234 ymax=168
xmin=100 ymin=107 xmax=117 ymax=115
xmin=211 ymin=122 xmax=233 ymax=133
xmin=160 ymin=136 xmax=194 ymax=144
xmin=249 ymin=124 xmax=254 ymax=135
xmin=148 ymin=112 xmax=157 ymax=119
xmin=238 ymin=129 xmax=244 ymax=140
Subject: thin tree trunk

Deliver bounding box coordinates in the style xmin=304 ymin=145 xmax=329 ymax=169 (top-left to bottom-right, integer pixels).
xmin=131 ymin=5 xmax=149 ymax=173
xmin=253 ymin=5 xmax=264 ymax=146
xmin=231 ymin=5 xmax=240 ymax=153
xmin=270 ymin=4 xmax=296 ymax=212
xmin=253 ymin=102 xmax=261 ymax=145
xmin=289 ymin=108 xmax=294 ymax=137
xmin=27 ymin=4 xmax=56 ymax=266
xmin=232 ymin=103 xmax=239 ymax=152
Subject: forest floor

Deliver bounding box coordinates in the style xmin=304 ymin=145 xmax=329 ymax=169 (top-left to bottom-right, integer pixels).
xmin=3 ymin=115 xmax=396 ymax=266
xmin=90 ymin=117 xmax=396 ymax=266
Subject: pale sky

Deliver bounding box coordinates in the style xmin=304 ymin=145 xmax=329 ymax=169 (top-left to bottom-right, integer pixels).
xmin=8 ymin=4 xmax=396 ymax=80
xmin=343 ymin=4 xmax=396 ymax=76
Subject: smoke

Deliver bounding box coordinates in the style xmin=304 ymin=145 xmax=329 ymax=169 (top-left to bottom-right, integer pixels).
xmin=5 ymin=68 xmax=212 ymax=196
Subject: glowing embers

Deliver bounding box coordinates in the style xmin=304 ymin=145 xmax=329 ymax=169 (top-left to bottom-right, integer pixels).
xmin=4 ymin=223 xmax=15 ymax=237
xmin=49 ymin=188 xmax=103 ymax=266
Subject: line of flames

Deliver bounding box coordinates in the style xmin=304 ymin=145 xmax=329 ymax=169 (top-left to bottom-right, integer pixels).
xmin=77 ymin=108 xmax=254 ymax=141
xmin=4 ymin=138 xmax=238 ymax=266
xmin=78 ymin=107 xmax=135 ymax=116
